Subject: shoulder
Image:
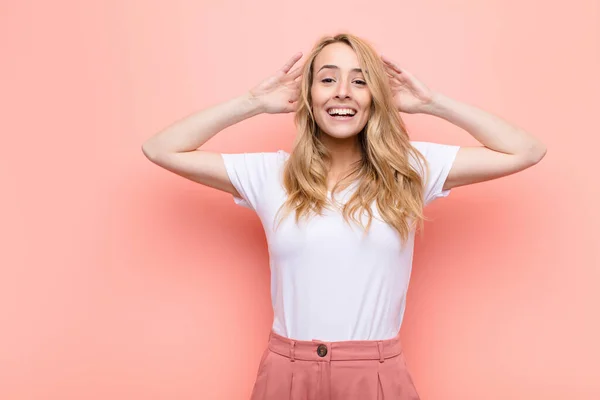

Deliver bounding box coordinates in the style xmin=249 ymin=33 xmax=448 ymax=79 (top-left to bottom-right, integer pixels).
xmin=410 ymin=140 xmax=449 ymax=157
xmin=220 ymin=149 xmax=290 ymax=211
xmin=408 ymin=141 xmax=461 ymax=205
xmin=261 ymin=149 xmax=289 ymax=172
xmin=222 ymin=149 xmax=289 ymax=169
xmin=253 ymin=149 xmax=289 ymax=164
xmin=407 ymin=141 xmax=430 ymax=172
xmin=409 ymin=141 xmax=460 ymax=168
xmin=275 ymin=149 xmax=290 ymax=163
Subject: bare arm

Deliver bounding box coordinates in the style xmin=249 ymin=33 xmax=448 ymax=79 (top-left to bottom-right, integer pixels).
xmin=141 ymin=94 xmax=264 ymax=197
xmin=140 ymin=51 xmax=303 ymax=197
xmin=420 ymin=93 xmax=547 ymax=191
xmin=141 ymin=93 xmax=263 ymax=156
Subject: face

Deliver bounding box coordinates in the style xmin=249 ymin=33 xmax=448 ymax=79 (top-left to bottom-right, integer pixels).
xmin=310 ymin=42 xmax=372 ymax=140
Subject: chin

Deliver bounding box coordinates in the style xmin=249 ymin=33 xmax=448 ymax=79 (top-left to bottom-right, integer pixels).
xmin=316 ymin=111 xmax=368 ymax=139
xmin=322 ymin=129 xmax=362 ymax=139
xmin=319 ymin=123 xmax=366 ymax=139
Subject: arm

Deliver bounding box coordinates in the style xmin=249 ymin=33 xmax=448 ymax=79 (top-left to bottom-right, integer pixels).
xmin=380 ymin=56 xmax=547 ymax=192
xmin=141 ymin=93 xmax=263 ymax=157
xmin=140 ymin=93 xmax=264 ymax=197
xmin=140 ymin=52 xmax=303 ymax=197
xmin=418 ymin=93 xmax=547 ymax=191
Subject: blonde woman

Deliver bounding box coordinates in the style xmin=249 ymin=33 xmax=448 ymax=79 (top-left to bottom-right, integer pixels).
xmin=142 ymin=33 xmax=546 ymax=400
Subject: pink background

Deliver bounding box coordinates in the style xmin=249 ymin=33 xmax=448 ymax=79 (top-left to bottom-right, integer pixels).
xmin=1 ymin=1 xmax=599 ymax=399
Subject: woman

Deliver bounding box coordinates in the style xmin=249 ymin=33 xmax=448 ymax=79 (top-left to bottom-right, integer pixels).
xmin=142 ymin=33 xmax=546 ymax=400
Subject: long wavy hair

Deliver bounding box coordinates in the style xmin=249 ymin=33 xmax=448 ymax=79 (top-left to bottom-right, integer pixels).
xmin=274 ymin=33 xmax=432 ymax=244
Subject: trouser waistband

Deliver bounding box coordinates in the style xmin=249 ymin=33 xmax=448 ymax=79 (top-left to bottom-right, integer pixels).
xmin=267 ymin=329 xmax=403 ymax=363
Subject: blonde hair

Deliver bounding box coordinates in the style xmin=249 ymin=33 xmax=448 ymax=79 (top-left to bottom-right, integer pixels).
xmin=274 ymin=33 xmax=432 ymax=244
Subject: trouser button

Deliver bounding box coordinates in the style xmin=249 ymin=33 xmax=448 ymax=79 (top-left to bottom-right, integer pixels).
xmin=316 ymin=344 xmax=328 ymax=357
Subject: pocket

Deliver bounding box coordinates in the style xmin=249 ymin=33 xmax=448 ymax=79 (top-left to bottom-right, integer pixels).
xmin=395 ymin=352 xmax=420 ymax=399
xmin=256 ymin=346 xmax=278 ymax=383
xmin=250 ymin=347 xmax=273 ymax=400
xmin=256 ymin=347 xmax=271 ymax=376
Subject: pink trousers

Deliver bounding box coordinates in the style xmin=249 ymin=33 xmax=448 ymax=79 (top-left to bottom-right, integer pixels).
xmin=249 ymin=329 xmax=420 ymax=400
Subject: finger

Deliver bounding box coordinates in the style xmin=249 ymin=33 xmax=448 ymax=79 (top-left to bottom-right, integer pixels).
xmin=383 ymin=64 xmax=401 ymax=80
xmin=387 ymin=61 xmax=415 ymax=81
xmin=380 ymin=54 xmax=395 ymax=66
xmin=381 ymin=54 xmax=397 ymax=65
xmin=383 ymin=59 xmax=403 ymax=75
xmin=383 ymin=62 xmax=410 ymax=82
xmin=381 ymin=54 xmax=405 ymax=73
xmin=382 ymin=62 xmax=397 ymax=74
xmin=280 ymin=52 xmax=303 ymax=75
xmin=382 ymin=59 xmax=399 ymax=71
xmin=287 ymin=65 xmax=304 ymax=81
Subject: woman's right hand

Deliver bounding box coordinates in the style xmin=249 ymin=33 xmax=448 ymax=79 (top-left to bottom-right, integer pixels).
xmin=248 ymin=52 xmax=304 ymax=114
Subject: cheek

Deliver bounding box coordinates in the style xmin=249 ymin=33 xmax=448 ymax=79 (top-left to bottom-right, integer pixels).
xmin=359 ymin=101 xmax=371 ymax=116
xmin=361 ymin=104 xmax=372 ymax=122
xmin=311 ymin=88 xmax=325 ymax=106
xmin=364 ymin=95 xmax=373 ymax=113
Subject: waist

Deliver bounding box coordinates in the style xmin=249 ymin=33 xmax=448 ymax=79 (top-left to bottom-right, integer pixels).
xmin=267 ymin=328 xmax=404 ymax=362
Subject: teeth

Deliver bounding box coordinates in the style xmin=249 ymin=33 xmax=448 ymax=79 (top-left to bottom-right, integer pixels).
xmin=328 ymin=108 xmax=356 ymax=116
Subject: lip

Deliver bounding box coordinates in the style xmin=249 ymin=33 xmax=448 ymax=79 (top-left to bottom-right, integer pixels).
xmin=325 ymin=107 xmax=358 ymax=123
xmin=326 ymin=111 xmax=357 ymax=122
xmin=326 ymin=106 xmax=357 ymax=113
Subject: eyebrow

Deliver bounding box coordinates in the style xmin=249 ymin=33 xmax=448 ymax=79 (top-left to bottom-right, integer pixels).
xmin=317 ymin=64 xmax=365 ymax=74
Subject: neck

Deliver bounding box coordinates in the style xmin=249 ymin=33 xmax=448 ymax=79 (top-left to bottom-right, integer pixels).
xmin=320 ymin=132 xmax=363 ymax=185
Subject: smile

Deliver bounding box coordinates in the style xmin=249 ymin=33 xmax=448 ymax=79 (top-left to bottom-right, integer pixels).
xmin=327 ymin=107 xmax=356 ymax=115
xmin=326 ymin=107 xmax=357 ymax=120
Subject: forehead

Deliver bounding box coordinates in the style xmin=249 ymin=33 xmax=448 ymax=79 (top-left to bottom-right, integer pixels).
xmin=313 ymin=42 xmax=361 ymax=72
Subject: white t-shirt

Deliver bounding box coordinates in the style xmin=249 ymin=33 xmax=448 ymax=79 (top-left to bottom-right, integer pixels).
xmin=221 ymin=141 xmax=460 ymax=341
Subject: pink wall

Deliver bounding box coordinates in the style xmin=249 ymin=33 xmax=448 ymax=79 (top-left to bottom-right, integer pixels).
xmin=1 ymin=1 xmax=598 ymax=399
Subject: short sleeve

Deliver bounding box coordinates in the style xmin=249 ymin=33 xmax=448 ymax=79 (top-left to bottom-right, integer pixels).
xmin=220 ymin=150 xmax=288 ymax=211
xmin=410 ymin=141 xmax=460 ymax=206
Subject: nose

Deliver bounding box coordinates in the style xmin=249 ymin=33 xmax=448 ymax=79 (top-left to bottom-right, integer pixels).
xmin=335 ymin=79 xmax=351 ymax=99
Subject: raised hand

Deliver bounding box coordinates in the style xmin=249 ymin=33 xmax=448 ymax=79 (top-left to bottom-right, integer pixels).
xmin=248 ymin=52 xmax=304 ymax=114
xmin=381 ymin=55 xmax=435 ymax=114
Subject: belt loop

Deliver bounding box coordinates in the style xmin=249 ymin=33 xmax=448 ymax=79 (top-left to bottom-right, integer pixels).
xmin=290 ymin=340 xmax=296 ymax=362
xmin=377 ymin=341 xmax=384 ymax=363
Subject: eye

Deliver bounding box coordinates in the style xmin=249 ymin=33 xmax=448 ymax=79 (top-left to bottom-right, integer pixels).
xmin=320 ymin=78 xmax=366 ymax=85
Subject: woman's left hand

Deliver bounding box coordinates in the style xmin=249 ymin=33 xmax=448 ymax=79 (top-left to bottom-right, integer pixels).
xmin=381 ymin=55 xmax=436 ymax=114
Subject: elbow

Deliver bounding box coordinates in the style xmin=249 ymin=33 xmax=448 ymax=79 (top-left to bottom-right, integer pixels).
xmin=527 ymin=142 xmax=547 ymax=164
xmin=141 ymin=143 xmax=160 ymax=161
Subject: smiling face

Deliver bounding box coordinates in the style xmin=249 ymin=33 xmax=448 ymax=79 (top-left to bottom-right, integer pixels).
xmin=310 ymin=42 xmax=372 ymax=140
